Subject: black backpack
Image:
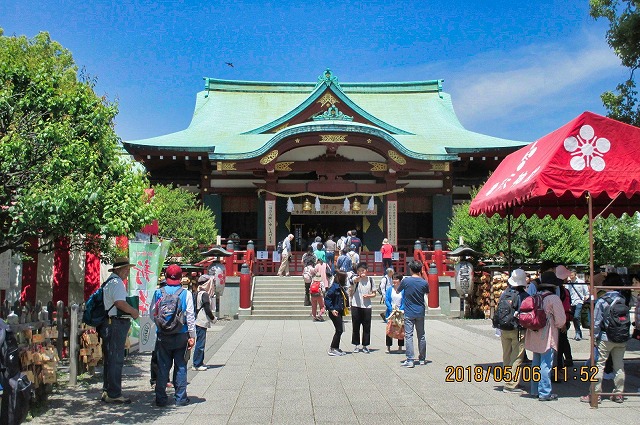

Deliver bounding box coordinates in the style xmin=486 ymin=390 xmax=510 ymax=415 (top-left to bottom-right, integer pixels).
xmin=277 ymin=241 xmax=284 ymax=254
xmin=493 ymin=288 xmax=521 ymax=330
xmin=603 ymin=295 xmax=630 ymax=343
xmin=0 ymin=320 xmax=33 ymax=425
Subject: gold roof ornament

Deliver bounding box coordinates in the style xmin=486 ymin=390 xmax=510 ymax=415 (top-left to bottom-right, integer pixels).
xmin=302 ymin=198 xmax=312 ymax=211
xmin=352 ymin=198 xmax=361 ymax=211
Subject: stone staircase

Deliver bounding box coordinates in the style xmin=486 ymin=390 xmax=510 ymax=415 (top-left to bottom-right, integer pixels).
xmin=248 ymin=276 xmax=388 ymax=320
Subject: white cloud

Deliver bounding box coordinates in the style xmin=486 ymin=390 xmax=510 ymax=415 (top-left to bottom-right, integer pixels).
xmin=448 ymin=37 xmax=624 ymax=125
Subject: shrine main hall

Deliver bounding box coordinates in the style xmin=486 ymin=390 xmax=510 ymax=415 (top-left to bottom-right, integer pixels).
xmin=124 ymin=69 xmax=526 ymax=252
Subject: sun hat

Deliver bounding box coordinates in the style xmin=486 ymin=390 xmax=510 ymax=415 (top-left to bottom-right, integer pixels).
xmin=108 ymin=256 xmax=134 ymax=272
xmin=382 ymin=238 xmax=389 ymax=244
xmin=165 ymin=264 xmax=183 ymax=285
xmin=508 ymin=269 xmax=527 ymax=287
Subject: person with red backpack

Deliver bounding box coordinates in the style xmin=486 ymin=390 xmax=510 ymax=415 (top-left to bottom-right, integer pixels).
xmin=523 ymin=271 xmax=566 ymax=401
xmin=580 ymin=273 xmax=630 ymax=404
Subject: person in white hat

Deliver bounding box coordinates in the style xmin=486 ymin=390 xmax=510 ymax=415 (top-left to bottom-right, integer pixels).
xmin=492 ymin=268 xmax=530 ymax=394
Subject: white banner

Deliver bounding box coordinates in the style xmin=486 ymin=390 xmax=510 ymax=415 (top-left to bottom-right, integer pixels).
xmin=387 ymin=200 xmax=398 ymax=246
xmin=265 ymin=200 xmax=276 ymax=247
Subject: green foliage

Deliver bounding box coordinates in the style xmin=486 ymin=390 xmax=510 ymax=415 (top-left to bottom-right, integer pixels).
xmin=593 ymin=213 xmax=640 ymax=266
xmin=150 ymin=185 xmax=217 ymax=264
xmin=590 ymin=0 xmax=640 ymax=126
xmin=448 ymin=194 xmax=640 ymax=267
xmin=0 ymin=30 xmax=152 ymax=257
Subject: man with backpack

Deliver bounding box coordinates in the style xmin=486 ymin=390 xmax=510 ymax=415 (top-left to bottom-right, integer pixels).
xmin=151 ymin=264 xmax=196 ymax=407
xmin=522 ymin=270 xmax=566 ymax=401
xmin=580 ymin=273 xmax=630 ymax=404
xmin=492 ymin=269 xmax=529 ymax=394
xmin=101 ymin=257 xmax=139 ymax=404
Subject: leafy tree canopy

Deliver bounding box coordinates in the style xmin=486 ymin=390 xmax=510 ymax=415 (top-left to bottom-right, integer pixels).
xmin=590 ymin=0 xmax=640 ymax=126
xmin=0 ymin=30 xmax=152 ymax=257
xmin=150 ymin=185 xmax=218 ymax=264
xmin=447 ymin=188 xmax=640 ymax=267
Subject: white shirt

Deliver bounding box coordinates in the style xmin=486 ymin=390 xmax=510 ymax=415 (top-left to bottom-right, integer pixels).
xmin=348 ymin=275 xmax=374 ymax=309
xmin=102 ymin=273 xmax=128 ymax=317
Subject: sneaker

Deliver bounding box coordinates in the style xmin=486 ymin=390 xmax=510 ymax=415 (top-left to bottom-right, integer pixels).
xmin=104 ymin=395 xmax=132 ymax=404
xmin=610 ymin=395 xmax=624 ymax=403
xmin=379 ymin=312 xmax=386 ymax=320
xmin=337 ymin=348 xmax=346 ymax=356
xmin=400 ymin=359 xmax=415 ymax=368
xmin=580 ymin=394 xmax=601 ymax=404
xmin=100 ymin=391 xmax=107 ymax=401
xmin=328 ymin=349 xmax=340 ymax=356
xmin=419 ymin=359 xmax=427 ymax=365
xmin=362 ymin=347 xmax=371 ymax=354
xmin=386 ymin=346 xmax=391 ymax=354
xmin=353 ymin=346 xmax=361 ymax=353
xmin=574 ymin=335 xmax=582 ymax=341
xmin=538 ymin=394 xmax=558 ymax=401
xmin=503 ymin=387 xmax=523 ymax=394
xmin=192 ymin=366 xmax=207 ymax=371
xmin=176 ymin=398 xmax=191 ymax=407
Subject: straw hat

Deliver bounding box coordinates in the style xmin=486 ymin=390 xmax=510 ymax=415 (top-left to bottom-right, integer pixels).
xmin=108 ymin=256 xmax=134 ymax=272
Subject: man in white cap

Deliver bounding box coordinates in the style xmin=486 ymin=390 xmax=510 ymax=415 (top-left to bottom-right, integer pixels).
xmin=101 ymin=257 xmax=139 ymax=403
xmin=277 ymin=234 xmax=295 ymax=277
xmin=493 ymin=268 xmax=530 ymax=393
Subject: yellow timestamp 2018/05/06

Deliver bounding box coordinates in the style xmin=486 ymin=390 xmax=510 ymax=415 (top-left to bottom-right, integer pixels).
xmin=444 ymin=365 xmax=544 ymax=383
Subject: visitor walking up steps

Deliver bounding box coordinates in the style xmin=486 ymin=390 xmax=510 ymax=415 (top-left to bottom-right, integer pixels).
xmin=277 ymin=234 xmax=294 ymax=277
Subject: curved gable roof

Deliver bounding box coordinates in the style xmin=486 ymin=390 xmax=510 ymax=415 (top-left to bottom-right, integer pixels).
xmin=125 ymin=70 xmax=527 ymax=160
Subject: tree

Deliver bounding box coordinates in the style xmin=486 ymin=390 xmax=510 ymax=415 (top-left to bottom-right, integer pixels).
xmin=0 ymin=30 xmax=153 ymax=257
xmin=150 ymin=185 xmax=218 ymax=264
xmin=448 ymin=191 xmax=640 ymax=267
xmin=590 ymin=0 xmax=640 ymax=126
xmin=593 ymin=213 xmax=640 ymax=266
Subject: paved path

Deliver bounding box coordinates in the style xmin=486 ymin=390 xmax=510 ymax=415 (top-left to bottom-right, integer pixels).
xmin=30 ymin=318 xmax=640 ymax=425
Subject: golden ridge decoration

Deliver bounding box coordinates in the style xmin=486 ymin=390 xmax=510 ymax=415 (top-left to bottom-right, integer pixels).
xmin=275 ymin=162 xmax=294 ymax=171
xmin=319 ymin=134 xmax=347 ymax=143
xmin=318 ymin=93 xmax=339 ymax=108
xmin=369 ymin=162 xmax=387 ymax=172
xmin=260 ymin=149 xmax=279 ymax=165
xmin=388 ymin=150 xmax=406 ymax=165
xmin=257 ymin=188 xmax=404 ymax=200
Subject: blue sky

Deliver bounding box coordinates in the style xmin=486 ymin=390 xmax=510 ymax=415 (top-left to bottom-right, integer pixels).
xmin=1 ymin=0 xmax=628 ymax=143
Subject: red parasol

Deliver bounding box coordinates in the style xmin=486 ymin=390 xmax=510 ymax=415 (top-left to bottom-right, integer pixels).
xmin=469 ymin=111 xmax=640 ymax=406
xmin=469 ymin=111 xmax=640 ymax=218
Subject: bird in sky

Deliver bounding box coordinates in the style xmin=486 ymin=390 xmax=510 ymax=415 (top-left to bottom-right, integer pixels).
xmin=225 ymin=62 xmax=234 ymax=67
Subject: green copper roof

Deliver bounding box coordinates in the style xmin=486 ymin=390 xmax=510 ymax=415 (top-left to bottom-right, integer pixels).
xmin=125 ymin=70 xmax=527 ymax=160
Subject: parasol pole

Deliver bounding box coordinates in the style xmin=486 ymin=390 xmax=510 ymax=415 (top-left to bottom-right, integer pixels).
xmin=587 ymin=192 xmax=597 ymax=408
xmin=507 ymin=207 xmax=512 ymax=274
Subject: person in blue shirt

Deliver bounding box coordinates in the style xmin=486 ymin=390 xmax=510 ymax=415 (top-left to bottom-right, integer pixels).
xmin=396 ymin=260 xmax=429 ymax=368
xmin=150 ymin=264 xmax=196 ymax=407
xmin=385 ymin=272 xmax=405 ymax=353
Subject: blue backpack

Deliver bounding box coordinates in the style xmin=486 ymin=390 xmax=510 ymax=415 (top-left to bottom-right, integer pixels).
xmin=82 ymin=277 xmax=117 ymax=327
xmin=153 ymin=287 xmax=186 ymax=334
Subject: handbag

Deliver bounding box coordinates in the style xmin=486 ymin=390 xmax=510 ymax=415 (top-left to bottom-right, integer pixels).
xmin=632 ymin=326 xmax=640 ymax=341
xmin=386 ymin=308 xmax=405 ymax=339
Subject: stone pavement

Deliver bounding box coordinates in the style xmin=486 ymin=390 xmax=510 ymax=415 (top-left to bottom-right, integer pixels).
xmin=28 ymin=318 xmax=640 ymax=425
